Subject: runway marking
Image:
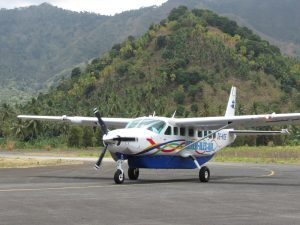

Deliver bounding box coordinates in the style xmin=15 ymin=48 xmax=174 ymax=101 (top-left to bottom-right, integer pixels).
xmin=250 ymin=166 xmax=275 ymax=177
xmin=263 ymin=169 xmax=275 ymax=177
xmin=0 ymin=182 xmax=175 ymax=193
xmin=0 ymin=185 xmax=114 ymax=192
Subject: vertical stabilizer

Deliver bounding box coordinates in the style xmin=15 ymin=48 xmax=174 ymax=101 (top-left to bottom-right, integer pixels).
xmin=225 ymin=86 xmax=236 ymax=117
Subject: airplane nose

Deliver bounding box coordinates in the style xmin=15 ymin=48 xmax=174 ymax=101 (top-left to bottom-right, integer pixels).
xmin=103 ymin=133 xmax=117 ymax=144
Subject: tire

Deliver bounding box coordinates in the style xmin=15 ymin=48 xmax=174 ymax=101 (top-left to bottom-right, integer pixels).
xmin=199 ymin=166 xmax=210 ymax=183
xmin=128 ymin=168 xmax=139 ymax=180
xmin=114 ymin=169 xmax=125 ymax=184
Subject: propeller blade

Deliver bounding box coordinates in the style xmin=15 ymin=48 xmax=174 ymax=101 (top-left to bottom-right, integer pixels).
xmin=93 ymin=108 xmax=108 ymax=135
xmin=93 ymin=107 xmax=109 ymax=170
xmin=94 ymin=144 xmax=108 ymax=170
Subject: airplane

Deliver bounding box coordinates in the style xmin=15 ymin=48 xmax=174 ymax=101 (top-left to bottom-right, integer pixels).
xmin=18 ymin=86 xmax=300 ymax=184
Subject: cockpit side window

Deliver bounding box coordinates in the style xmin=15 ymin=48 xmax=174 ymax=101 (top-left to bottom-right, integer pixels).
xmin=148 ymin=121 xmax=166 ymax=134
xmin=165 ymin=126 xmax=172 ymax=135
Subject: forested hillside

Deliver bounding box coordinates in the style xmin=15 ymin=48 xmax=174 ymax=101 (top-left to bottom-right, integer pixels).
xmin=0 ymin=3 xmax=107 ymax=103
xmin=2 ymin=7 xmax=300 ymax=148
xmin=203 ymin=0 xmax=300 ymax=56
xmin=1 ymin=0 xmax=300 ymax=104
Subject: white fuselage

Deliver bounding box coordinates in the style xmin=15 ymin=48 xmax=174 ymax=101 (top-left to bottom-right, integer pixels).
xmin=104 ymin=117 xmax=236 ymax=158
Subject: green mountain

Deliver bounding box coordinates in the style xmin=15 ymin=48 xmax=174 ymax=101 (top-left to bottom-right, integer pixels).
xmin=19 ymin=8 xmax=300 ymax=117
xmin=1 ymin=0 xmax=300 ymax=104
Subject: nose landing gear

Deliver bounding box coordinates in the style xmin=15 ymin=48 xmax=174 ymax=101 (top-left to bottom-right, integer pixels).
xmin=113 ymin=159 xmax=140 ymax=184
xmin=114 ymin=159 xmax=125 ymax=184
xmin=114 ymin=169 xmax=125 ymax=184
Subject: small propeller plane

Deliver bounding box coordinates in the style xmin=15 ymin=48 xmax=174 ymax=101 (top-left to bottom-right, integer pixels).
xmin=18 ymin=87 xmax=300 ymax=184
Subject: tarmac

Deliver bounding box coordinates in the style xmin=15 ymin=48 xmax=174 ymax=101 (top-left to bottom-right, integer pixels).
xmin=0 ymin=160 xmax=300 ymax=225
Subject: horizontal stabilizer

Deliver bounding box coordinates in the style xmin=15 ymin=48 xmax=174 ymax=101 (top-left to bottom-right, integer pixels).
xmin=229 ymin=129 xmax=289 ymax=136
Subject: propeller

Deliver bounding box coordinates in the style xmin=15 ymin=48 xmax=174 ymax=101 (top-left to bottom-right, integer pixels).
xmin=93 ymin=108 xmax=108 ymax=170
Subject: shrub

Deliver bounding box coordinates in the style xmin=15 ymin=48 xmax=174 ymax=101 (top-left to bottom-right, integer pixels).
xmin=67 ymin=126 xmax=83 ymax=147
xmin=174 ymin=91 xmax=185 ymax=104
xmin=156 ymin=36 xmax=167 ymax=49
xmin=82 ymin=127 xmax=95 ymax=147
xmin=71 ymin=67 xmax=81 ymax=79
xmin=168 ymin=6 xmax=188 ymax=21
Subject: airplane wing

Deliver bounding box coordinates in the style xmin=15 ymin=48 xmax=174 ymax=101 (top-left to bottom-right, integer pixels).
xmin=17 ymin=115 xmax=133 ymax=128
xmin=172 ymin=113 xmax=300 ymax=129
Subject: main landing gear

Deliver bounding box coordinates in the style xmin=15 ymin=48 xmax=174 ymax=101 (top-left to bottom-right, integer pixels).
xmin=190 ymin=155 xmax=210 ymax=183
xmin=113 ymin=158 xmax=140 ymax=184
xmin=128 ymin=167 xmax=139 ymax=180
xmin=199 ymin=166 xmax=210 ymax=182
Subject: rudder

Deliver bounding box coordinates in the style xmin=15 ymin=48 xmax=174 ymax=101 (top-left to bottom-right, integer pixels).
xmin=225 ymin=86 xmax=236 ymax=117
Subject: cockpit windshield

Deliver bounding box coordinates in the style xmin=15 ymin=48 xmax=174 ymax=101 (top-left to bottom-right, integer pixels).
xmin=126 ymin=118 xmax=166 ymax=134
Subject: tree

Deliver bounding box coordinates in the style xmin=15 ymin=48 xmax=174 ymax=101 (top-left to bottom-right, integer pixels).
xmin=67 ymin=126 xmax=83 ymax=147
xmin=82 ymin=127 xmax=95 ymax=147
xmin=168 ymin=6 xmax=188 ymax=21
xmin=156 ymin=36 xmax=167 ymax=49
xmin=71 ymin=67 xmax=81 ymax=79
xmin=25 ymin=120 xmax=42 ymax=141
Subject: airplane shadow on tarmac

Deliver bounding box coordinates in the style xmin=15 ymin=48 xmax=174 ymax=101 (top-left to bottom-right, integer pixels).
xmin=33 ymin=175 xmax=300 ymax=187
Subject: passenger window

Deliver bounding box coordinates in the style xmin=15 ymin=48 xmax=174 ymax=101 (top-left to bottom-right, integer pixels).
xmin=188 ymin=128 xmax=194 ymax=137
xmin=198 ymin=130 xmax=203 ymax=138
xmin=165 ymin=126 xmax=172 ymax=135
xmin=203 ymin=130 xmax=207 ymax=137
xmin=174 ymin=127 xmax=178 ymax=135
xmin=208 ymin=131 xmax=212 ymax=138
xmin=180 ymin=127 xmax=185 ymax=136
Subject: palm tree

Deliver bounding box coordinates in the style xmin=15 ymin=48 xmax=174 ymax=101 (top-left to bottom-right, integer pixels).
xmin=11 ymin=120 xmax=26 ymax=140
xmin=25 ymin=120 xmax=42 ymax=140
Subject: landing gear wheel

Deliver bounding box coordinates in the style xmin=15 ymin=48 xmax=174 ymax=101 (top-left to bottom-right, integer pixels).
xmin=114 ymin=169 xmax=125 ymax=184
xmin=199 ymin=166 xmax=210 ymax=183
xmin=128 ymin=168 xmax=139 ymax=180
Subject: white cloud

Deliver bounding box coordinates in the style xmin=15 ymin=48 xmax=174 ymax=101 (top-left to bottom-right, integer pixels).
xmin=0 ymin=0 xmax=168 ymax=15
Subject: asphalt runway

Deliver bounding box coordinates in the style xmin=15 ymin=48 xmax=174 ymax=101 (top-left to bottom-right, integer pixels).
xmin=0 ymin=161 xmax=300 ymax=225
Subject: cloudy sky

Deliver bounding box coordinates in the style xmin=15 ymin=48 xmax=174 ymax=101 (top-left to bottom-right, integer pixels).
xmin=0 ymin=0 xmax=168 ymax=15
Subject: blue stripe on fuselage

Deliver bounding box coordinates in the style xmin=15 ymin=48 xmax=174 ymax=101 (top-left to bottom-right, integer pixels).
xmin=126 ymin=154 xmax=215 ymax=169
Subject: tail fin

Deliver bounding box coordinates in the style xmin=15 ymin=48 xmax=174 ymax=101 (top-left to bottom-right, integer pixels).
xmin=225 ymin=86 xmax=236 ymax=117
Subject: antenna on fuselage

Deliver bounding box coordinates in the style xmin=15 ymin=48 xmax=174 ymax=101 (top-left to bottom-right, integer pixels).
xmin=172 ymin=110 xmax=176 ymax=118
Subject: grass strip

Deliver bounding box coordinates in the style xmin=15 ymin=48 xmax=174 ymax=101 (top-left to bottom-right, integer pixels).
xmin=0 ymin=157 xmax=82 ymax=168
xmin=213 ymin=146 xmax=300 ymax=164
